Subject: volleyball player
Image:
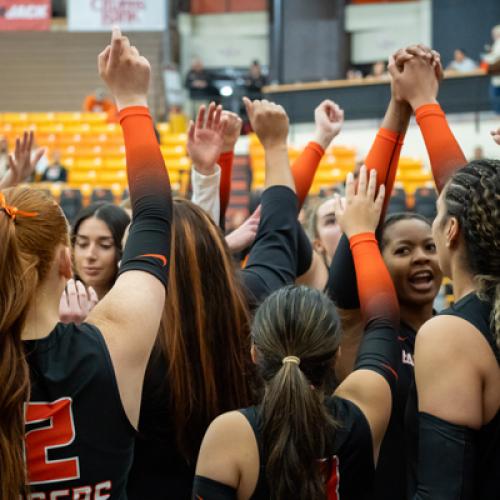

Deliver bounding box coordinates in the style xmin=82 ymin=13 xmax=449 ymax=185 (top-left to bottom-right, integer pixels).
xmin=193 ymin=166 xmax=401 ymax=499
xmin=0 ymin=28 xmax=172 ymax=498
xmin=127 ymin=98 xmax=303 ymax=498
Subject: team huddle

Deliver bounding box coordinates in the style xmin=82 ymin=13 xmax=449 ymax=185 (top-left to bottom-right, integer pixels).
xmin=0 ymin=28 xmax=498 ymax=500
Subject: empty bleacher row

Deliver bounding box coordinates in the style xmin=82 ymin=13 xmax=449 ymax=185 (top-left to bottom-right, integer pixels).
xmin=0 ymin=111 xmax=192 ymax=196
xmin=249 ymin=133 xmax=438 ymax=219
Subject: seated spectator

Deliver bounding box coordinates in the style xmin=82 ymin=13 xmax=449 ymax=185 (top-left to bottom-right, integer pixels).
xmin=366 ymin=60 xmax=389 ymax=80
xmin=446 ymin=48 xmax=478 ymax=72
xmin=244 ymin=59 xmax=268 ymax=95
xmin=185 ymin=57 xmax=210 ymax=95
xmin=0 ymin=136 xmax=8 ymax=178
xmin=83 ymin=87 xmax=118 ymax=122
xmin=346 ymin=67 xmax=363 ymax=80
xmin=472 ymin=145 xmax=484 ymax=160
xmin=482 ymin=24 xmax=500 ymax=113
xmin=41 ymin=150 xmax=68 ymax=183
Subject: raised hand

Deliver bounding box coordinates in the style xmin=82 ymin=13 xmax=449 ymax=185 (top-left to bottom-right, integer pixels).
xmin=389 ymin=56 xmax=439 ymax=110
xmin=98 ymin=26 xmax=151 ymax=110
xmin=243 ymin=97 xmax=289 ymax=150
xmin=59 ymin=279 xmax=99 ymax=325
xmin=0 ymin=131 xmax=44 ymax=189
xmin=187 ymin=102 xmax=228 ymax=174
xmin=333 ymin=166 xmax=385 ymax=238
xmin=390 ymin=45 xmax=442 ymax=109
xmin=393 ymin=45 xmax=443 ymax=80
xmin=221 ymin=111 xmax=243 ymax=153
xmin=313 ymin=100 xmax=344 ymax=150
xmin=491 ymin=127 xmax=500 ymax=145
xmin=225 ymin=205 xmax=261 ymax=253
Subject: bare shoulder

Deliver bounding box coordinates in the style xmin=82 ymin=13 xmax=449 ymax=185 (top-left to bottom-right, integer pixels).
xmin=196 ymin=411 xmax=258 ymax=490
xmin=415 ymin=314 xmax=494 ymax=363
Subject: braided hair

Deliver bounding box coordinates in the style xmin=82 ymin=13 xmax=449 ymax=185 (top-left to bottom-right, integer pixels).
xmin=443 ymin=159 xmax=500 ymax=349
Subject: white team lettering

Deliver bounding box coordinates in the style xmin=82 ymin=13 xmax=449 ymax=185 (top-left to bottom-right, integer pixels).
xmin=6 ymin=5 xmax=49 ymax=20
xmin=72 ymin=486 xmax=92 ymax=500
xmin=23 ymin=482 xmax=112 ymax=500
xmin=50 ymin=491 xmax=69 ymax=500
xmin=402 ymin=349 xmax=414 ymax=366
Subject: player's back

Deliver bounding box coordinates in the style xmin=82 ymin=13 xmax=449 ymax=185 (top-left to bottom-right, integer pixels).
xmin=23 ymin=322 xmax=135 ymax=499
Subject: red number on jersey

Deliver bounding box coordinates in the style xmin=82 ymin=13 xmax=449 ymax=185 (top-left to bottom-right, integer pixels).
xmin=24 ymin=398 xmax=80 ymax=485
xmin=323 ymin=455 xmax=340 ymax=500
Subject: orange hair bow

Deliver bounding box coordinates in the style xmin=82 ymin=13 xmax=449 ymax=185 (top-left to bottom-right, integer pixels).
xmin=0 ymin=192 xmax=39 ymax=221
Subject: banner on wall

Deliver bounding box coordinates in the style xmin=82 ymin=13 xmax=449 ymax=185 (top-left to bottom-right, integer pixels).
xmin=0 ymin=0 xmax=51 ymax=31
xmin=68 ymin=0 xmax=166 ymax=32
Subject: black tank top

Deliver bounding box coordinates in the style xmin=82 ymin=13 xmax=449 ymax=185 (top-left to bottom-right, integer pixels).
xmin=240 ymin=396 xmax=375 ymax=500
xmin=127 ymin=350 xmax=195 ymax=500
xmin=374 ymin=320 xmax=417 ymax=500
xmin=441 ymin=292 xmax=500 ymax=499
xmin=23 ymin=322 xmax=135 ymax=499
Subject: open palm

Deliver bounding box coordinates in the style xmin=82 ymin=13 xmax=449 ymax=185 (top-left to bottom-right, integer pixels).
xmin=187 ymin=103 xmax=227 ymax=174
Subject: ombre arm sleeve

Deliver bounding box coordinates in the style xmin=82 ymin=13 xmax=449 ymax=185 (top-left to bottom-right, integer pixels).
xmin=117 ymin=106 xmax=172 ymax=288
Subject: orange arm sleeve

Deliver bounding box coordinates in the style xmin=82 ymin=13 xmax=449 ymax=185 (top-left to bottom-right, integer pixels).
xmin=349 ymin=232 xmax=399 ymax=323
xmin=364 ymin=127 xmax=403 ymax=220
xmin=290 ymin=141 xmax=325 ymax=209
xmin=415 ymin=104 xmax=467 ymax=193
xmin=217 ymin=150 xmax=234 ymax=225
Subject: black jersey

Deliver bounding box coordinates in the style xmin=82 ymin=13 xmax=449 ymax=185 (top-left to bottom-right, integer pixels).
xmin=438 ymin=292 xmax=499 ymax=499
xmin=374 ymin=320 xmax=416 ymax=500
xmin=239 ymin=397 xmax=375 ymax=500
xmin=127 ymin=352 xmax=194 ymax=500
xmin=128 ymin=185 xmax=300 ymax=499
xmin=23 ymin=322 xmax=135 ymax=499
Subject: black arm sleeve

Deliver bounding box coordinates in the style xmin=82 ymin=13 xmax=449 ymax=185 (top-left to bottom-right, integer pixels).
xmin=240 ymin=185 xmax=298 ymax=310
xmin=192 ymin=476 xmax=237 ymax=499
xmin=117 ymin=107 xmax=172 ymax=289
xmin=326 ymin=234 xmax=360 ymax=308
xmin=414 ymin=412 xmax=476 ymax=500
xmin=353 ymin=316 xmax=401 ymax=397
xmin=296 ymin=222 xmax=313 ymax=278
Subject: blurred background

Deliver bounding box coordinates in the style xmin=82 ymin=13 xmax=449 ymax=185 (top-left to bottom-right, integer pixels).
xmin=0 ymin=0 xmax=499 ymax=230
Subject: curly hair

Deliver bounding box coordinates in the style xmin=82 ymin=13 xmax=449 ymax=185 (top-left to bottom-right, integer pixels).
xmin=443 ymin=159 xmax=500 ymax=348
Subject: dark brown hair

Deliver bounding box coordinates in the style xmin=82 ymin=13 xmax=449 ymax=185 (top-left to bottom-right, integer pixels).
xmin=0 ymin=187 xmax=69 ymax=498
xmin=252 ymin=285 xmax=342 ymax=499
xmin=158 ymin=198 xmax=253 ymax=461
xmin=443 ymin=159 xmax=500 ymax=348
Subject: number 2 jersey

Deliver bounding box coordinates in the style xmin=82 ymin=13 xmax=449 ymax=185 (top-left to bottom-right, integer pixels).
xmin=23 ymin=322 xmax=135 ymax=499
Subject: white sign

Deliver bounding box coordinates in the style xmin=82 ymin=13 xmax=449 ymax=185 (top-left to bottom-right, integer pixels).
xmin=68 ymin=0 xmax=166 ymax=32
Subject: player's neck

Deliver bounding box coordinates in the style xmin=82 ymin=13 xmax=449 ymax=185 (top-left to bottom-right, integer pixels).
xmin=400 ymin=301 xmax=434 ymax=332
xmin=22 ymin=281 xmax=62 ymax=341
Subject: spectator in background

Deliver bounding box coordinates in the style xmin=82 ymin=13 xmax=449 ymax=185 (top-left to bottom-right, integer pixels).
xmin=0 ymin=136 xmax=8 ymax=178
xmin=41 ymin=150 xmax=68 ymax=183
xmin=185 ymin=57 xmax=210 ymax=94
xmin=32 ymin=139 xmax=48 ymax=181
xmin=244 ymin=60 xmax=268 ymax=96
xmin=346 ymin=67 xmax=363 ymax=80
xmin=83 ymin=87 xmax=118 ymax=122
xmin=472 ymin=145 xmax=484 ymax=161
xmin=482 ymin=24 xmax=500 ymax=114
xmin=366 ymin=60 xmax=389 ymax=80
xmin=446 ymin=48 xmax=478 ymax=72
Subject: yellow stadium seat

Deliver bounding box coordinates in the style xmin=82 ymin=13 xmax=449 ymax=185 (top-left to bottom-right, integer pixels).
xmin=168 ymin=113 xmax=188 ymax=134
xmin=74 ymin=157 xmax=104 ymax=169
xmin=162 ymin=134 xmax=187 ymax=147
xmin=160 ymin=145 xmax=185 ymax=158
xmin=103 ymin=158 xmax=126 ymax=170
xmin=97 ymin=170 xmax=127 ymax=186
xmin=166 ymin=157 xmax=190 ymax=172
xmin=69 ymin=170 xmax=97 ymax=185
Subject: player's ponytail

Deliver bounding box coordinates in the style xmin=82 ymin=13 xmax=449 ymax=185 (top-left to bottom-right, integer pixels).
xmin=253 ymin=286 xmax=342 ymax=499
xmin=0 ymin=187 xmax=69 ymax=498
